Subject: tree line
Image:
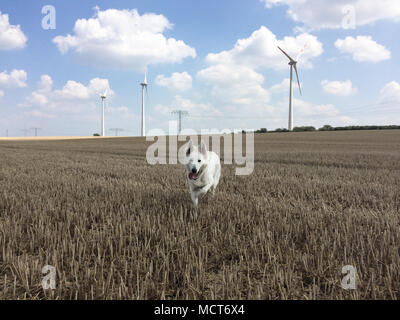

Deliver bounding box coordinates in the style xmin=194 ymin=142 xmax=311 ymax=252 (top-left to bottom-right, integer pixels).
xmin=254 ymin=125 xmax=400 ymax=133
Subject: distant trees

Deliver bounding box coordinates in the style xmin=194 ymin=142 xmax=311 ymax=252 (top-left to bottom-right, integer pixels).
xmin=254 ymin=124 xmax=400 ymax=134
xmin=274 ymin=128 xmax=289 ymax=132
xmin=319 ymin=124 xmax=334 ymax=131
xmin=293 ymin=126 xmax=316 ymax=132
xmin=93 ymin=133 xmax=100 ymax=136
xmin=330 ymin=125 xmax=400 ymax=131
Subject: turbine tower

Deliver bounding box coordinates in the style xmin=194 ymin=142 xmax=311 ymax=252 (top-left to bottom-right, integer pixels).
xmin=140 ymin=73 xmax=148 ymax=137
xmin=100 ymin=89 xmax=107 ymax=137
xmin=278 ymin=46 xmax=302 ymax=131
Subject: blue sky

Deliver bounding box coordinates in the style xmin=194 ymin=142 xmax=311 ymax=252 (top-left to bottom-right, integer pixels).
xmin=0 ymin=0 xmax=399 ymax=136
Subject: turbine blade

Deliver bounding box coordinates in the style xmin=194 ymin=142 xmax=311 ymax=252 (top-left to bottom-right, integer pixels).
xmin=293 ymin=63 xmax=302 ymax=96
xmin=295 ymin=43 xmax=308 ymax=62
xmin=277 ymin=46 xmax=295 ymax=62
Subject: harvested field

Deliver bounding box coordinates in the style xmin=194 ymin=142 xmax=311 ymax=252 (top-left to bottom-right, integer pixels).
xmin=0 ymin=130 xmax=399 ymax=299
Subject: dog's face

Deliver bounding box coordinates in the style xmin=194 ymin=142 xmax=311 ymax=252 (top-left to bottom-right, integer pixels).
xmin=185 ymin=140 xmax=208 ymax=181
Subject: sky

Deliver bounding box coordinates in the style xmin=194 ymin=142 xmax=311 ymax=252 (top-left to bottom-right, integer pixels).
xmin=0 ymin=0 xmax=399 ymax=137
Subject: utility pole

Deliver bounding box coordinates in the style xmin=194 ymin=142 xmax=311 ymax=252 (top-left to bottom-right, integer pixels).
xmin=21 ymin=129 xmax=29 ymax=137
xmin=109 ymin=128 xmax=124 ymax=136
xmin=31 ymin=127 xmax=42 ymax=137
xmin=6 ymin=129 xmax=8 ymax=137
xmin=171 ymin=110 xmax=189 ymax=134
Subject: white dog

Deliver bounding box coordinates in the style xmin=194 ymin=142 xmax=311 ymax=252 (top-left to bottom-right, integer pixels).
xmin=185 ymin=140 xmax=221 ymax=219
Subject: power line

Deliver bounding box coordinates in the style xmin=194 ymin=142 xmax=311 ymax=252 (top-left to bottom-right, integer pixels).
xmin=188 ymin=115 xmax=256 ymax=119
xmin=185 ymin=100 xmax=400 ymax=120
xmin=31 ymin=127 xmax=42 ymax=137
xmin=109 ymin=128 xmax=124 ymax=136
xmin=331 ymin=99 xmax=398 ymax=112
xmin=171 ymin=110 xmax=189 ymax=133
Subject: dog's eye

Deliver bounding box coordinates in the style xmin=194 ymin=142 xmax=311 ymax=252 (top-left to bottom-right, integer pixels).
xmin=198 ymin=160 xmax=201 ymax=163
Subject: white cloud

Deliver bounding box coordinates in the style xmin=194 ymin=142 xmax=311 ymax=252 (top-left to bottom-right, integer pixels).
xmin=37 ymin=74 xmax=53 ymax=93
xmin=25 ymin=91 xmax=49 ymax=107
xmin=22 ymin=75 xmax=52 ymax=107
xmin=16 ymin=76 xmax=137 ymax=134
xmin=205 ymin=26 xmax=322 ymax=70
xmin=334 ymin=36 xmax=391 ymax=62
xmin=372 ymin=81 xmax=400 ymax=123
xmin=344 ymin=81 xmax=400 ymax=125
xmin=321 ymin=80 xmax=357 ymax=96
xmin=24 ymin=110 xmax=56 ymax=119
xmin=379 ymin=81 xmax=400 ymax=104
xmin=261 ymin=0 xmax=400 ymax=30
xmin=270 ymin=78 xmax=290 ymax=93
xmin=193 ymin=26 xmax=321 ymax=122
xmin=154 ymin=104 xmax=171 ymax=115
xmin=269 ymin=78 xmax=303 ymax=94
xmin=0 ymin=69 xmax=27 ymax=88
xmin=87 ymin=78 xmax=114 ymax=96
xmin=155 ymin=72 xmax=192 ymax=91
xmin=107 ymin=106 xmax=129 ymax=114
xmin=20 ymin=75 xmax=114 ymax=116
xmin=106 ymin=105 xmax=136 ymax=120
xmin=197 ymin=63 xmax=272 ymax=116
xmin=0 ymin=11 xmax=27 ymax=50
xmin=275 ymin=97 xmax=355 ymax=127
xmin=155 ymin=95 xmax=221 ymax=117
xmin=54 ymin=80 xmax=91 ymax=100
xmin=53 ymin=77 xmax=114 ymax=100
xmin=293 ymin=98 xmax=340 ymax=117
xmin=53 ymin=8 xmax=196 ymax=71
xmin=195 ymin=26 xmax=320 ymax=119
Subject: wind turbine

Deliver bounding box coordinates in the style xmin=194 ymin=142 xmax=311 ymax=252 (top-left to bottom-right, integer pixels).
xmin=100 ymin=89 xmax=107 ymax=137
xmin=140 ymin=72 xmax=148 ymax=137
xmin=277 ymin=46 xmax=303 ymax=131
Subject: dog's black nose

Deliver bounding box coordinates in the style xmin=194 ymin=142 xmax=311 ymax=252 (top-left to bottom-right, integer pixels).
xmin=191 ymin=168 xmax=197 ymax=173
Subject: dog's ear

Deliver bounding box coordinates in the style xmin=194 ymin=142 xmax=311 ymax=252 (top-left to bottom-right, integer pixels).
xmin=201 ymin=141 xmax=207 ymax=158
xmin=186 ymin=140 xmax=193 ymax=157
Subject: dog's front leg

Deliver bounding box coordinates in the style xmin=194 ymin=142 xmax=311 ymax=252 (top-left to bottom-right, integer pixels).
xmin=197 ymin=184 xmax=212 ymax=199
xmin=191 ymin=192 xmax=199 ymax=219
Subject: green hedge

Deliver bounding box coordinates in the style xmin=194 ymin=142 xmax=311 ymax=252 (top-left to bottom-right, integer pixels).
xmin=254 ymin=125 xmax=400 ymax=133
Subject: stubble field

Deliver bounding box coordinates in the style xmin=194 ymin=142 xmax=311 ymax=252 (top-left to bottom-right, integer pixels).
xmin=0 ymin=130 xmax=399 ymax=299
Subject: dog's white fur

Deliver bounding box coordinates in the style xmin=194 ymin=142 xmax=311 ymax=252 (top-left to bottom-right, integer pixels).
xmin=185 ymin=140 xmax=221 ymax=219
